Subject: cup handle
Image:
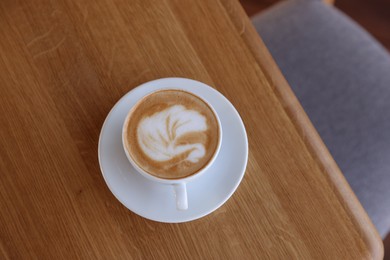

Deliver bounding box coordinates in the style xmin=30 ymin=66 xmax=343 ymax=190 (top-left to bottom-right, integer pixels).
xmin=173 ymin=183 xmax=188 ymax=210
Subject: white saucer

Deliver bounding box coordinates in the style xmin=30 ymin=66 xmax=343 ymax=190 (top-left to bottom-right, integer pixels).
xmin=98 ymin=78 xmax=248 ymax=223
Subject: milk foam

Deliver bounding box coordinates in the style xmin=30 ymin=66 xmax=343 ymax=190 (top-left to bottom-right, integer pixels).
xmin=137 ymin=105 xmax=207 ymax=163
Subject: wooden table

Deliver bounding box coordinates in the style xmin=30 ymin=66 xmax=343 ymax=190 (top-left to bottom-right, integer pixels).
xmin=0 ymin=0 xmax=383 ymax=259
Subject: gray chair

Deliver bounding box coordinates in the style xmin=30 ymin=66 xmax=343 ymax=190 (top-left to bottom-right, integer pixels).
xmin=252 ymin=0 xmax=390 ymax=238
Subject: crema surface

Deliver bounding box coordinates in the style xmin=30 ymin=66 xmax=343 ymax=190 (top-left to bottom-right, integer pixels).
xmin=124 ymin=90 xmax=220 ymax=179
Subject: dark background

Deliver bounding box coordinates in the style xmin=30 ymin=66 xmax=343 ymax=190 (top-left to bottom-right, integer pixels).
xmin=240 ymin=0 xmax=390 ymax=50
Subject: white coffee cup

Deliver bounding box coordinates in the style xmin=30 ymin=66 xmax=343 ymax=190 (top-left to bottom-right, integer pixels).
xmin=122 ymin=88 xmax=222 ymax=210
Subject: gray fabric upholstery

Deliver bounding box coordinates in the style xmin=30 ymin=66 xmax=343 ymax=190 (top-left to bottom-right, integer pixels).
xmin=252 ymin=0 xmax=390 ymax=238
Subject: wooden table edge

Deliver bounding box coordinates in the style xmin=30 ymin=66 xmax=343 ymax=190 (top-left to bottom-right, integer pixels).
xmin=220 ymin=0 xmax=384 ymax=259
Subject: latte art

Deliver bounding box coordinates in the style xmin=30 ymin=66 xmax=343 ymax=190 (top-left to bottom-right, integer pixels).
xmin=123 ymin=89 xmax=220 ymax=179
xmin=137 ymin=105 xmax=207 ymax=163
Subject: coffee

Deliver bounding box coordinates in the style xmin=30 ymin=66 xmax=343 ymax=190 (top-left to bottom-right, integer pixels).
xmin=123 ymin=89 xmax=220 ymax=179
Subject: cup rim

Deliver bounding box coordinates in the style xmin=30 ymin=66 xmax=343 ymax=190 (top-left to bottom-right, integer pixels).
xmin=122 ymin=86 xmax=222 ymax=184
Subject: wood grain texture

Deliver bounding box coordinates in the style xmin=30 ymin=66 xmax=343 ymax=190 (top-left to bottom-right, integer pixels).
xmin=0 ymin=0 xmax=383 ymax=259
